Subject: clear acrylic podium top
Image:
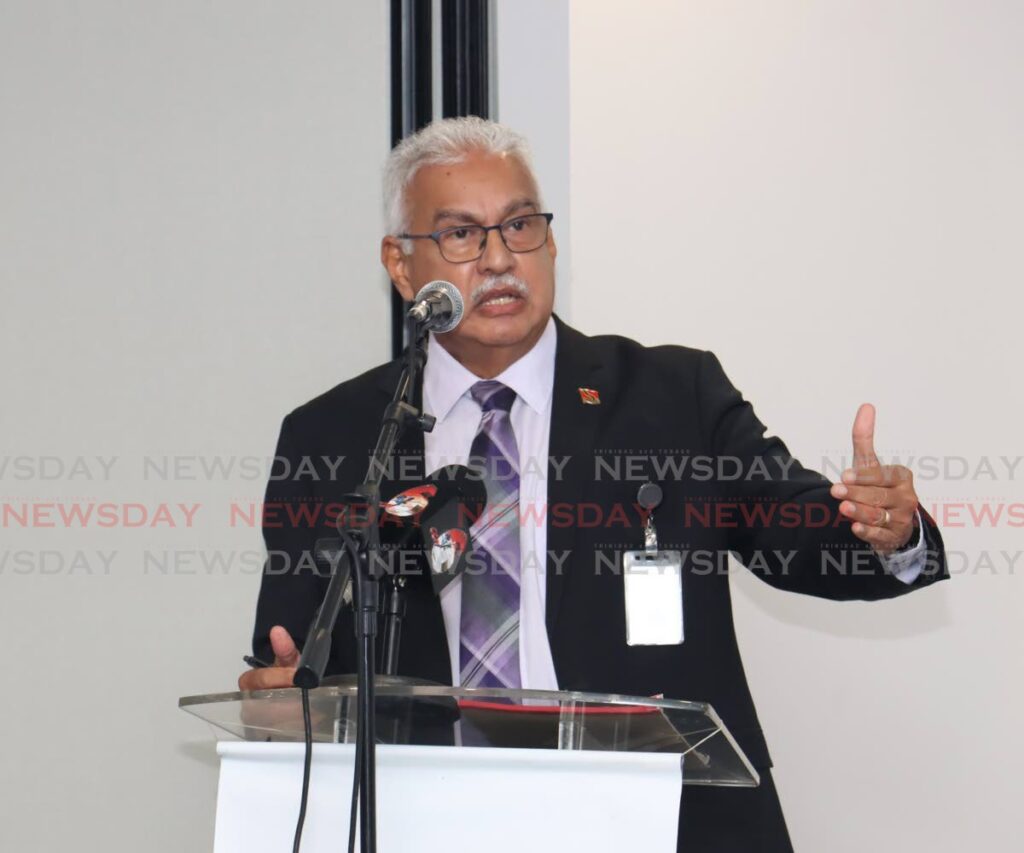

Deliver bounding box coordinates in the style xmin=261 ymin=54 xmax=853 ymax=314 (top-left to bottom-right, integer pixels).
xmin=179 ymin=679 xmax=759 ymax=787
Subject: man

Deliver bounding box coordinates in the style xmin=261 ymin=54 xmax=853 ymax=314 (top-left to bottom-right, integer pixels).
xmin=241 ymin=117 xmax=947 ymax=851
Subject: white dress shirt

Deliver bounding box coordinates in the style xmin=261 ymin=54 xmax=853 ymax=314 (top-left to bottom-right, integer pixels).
xmin=421 ymin=318 xmax=926 ymax=687
xmin=422 ymin=317 xmax=561 ymax=690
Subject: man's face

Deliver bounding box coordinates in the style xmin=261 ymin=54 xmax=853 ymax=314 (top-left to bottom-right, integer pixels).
xmin=382 ymin=149 xmax=557 ymax=374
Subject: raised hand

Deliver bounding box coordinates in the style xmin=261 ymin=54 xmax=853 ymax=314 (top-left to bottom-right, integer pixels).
xmin=829 ymin=403 xmax=919 ymax=553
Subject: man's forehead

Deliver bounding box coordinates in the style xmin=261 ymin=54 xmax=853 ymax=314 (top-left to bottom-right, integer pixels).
xmin=429 ymin=197 xmax=538 ymax=227
xmin=406 ymin=151 xmax=540 ymax=220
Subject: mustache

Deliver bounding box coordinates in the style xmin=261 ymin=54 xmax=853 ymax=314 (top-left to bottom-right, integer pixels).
xmin=470 ymin=275 xmax=529 ymax=305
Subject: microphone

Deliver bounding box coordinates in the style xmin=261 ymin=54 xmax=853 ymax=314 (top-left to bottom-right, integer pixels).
xmin=380 ymin=465 xmax=487 ymax=529
xmin=415 ymin=465 xmax=487 ymax=593
xmin=407 ymin=280 xmax=464 ymax=333
xmin=378 ymin=465 xmax=488 ymax=593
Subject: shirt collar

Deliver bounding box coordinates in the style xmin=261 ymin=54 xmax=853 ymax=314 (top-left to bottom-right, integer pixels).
xmin=423 ymin=316 xmax=557 ymax=422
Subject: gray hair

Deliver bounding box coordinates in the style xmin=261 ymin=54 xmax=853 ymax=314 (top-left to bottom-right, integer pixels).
xmin=383 ymin=117 xmax=539 ymax=252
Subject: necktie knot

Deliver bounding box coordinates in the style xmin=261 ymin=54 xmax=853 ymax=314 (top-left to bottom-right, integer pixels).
xmin=471 ymin=380 xmax=516 ymax=415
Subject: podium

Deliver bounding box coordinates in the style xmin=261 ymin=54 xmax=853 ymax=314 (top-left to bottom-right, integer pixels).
xmin=180 ymin=682 xmax=759 ymax=852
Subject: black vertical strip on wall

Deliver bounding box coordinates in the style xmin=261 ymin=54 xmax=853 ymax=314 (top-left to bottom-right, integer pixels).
xmin=389 ymin=0 xmax=491 ymax=356
xmin=441 ymin=0 xmax=490 ymax=119
xmin=389 ymin=0 xmax=434 ymax=358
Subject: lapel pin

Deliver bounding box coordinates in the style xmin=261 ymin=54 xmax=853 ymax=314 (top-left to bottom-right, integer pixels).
xmin=578 ymin=387 xmax=601 ymax=405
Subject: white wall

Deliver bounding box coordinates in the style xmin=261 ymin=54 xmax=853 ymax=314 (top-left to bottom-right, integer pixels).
xmin=0 ymin=2 xmax=390 ymax=850
xmin=563 ymin=0 xmax=1023 ymax=850
xmin=494 ymin=0 xmax=572 ymax=318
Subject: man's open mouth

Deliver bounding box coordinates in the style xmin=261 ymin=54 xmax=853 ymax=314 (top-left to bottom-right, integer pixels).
xmin=476 ymin=287 xmax=525 ymax=307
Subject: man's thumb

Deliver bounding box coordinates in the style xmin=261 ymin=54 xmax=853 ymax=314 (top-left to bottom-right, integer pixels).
xmin=269 ymin=625 xmax=299 ymax=667
xmin=851 ymin=403 xmax=880 ymax=467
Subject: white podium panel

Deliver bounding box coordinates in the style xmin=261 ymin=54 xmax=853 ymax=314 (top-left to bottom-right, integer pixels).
xmin=214 ymin=743 xmax=683 ymax=852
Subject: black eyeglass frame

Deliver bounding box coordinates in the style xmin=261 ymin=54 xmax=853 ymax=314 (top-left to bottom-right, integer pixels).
xmin=398 ymin=212 xmax=554 ymax=263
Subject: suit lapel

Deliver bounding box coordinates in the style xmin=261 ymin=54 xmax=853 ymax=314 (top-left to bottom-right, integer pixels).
xmin=546 ymin=317 xmax=612 ymax=636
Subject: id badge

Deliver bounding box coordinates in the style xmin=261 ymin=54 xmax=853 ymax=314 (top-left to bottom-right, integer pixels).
xmin=622 ymin=550 xmax=684 ymax=646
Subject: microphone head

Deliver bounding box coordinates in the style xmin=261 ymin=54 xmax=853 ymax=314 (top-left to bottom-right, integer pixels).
xmin=413 ymin=280 xmax=464 ymax=333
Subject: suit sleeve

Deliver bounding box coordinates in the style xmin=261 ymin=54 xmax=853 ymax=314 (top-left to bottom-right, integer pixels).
xmin=695 ymin=350 xmax=948 ymax=600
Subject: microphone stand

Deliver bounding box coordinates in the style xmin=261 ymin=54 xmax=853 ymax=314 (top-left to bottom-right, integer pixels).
xmin=294 ymin=315 xmax=434 ymax=853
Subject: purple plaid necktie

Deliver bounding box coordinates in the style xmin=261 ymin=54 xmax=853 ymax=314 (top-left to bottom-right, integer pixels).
xmin=459 ymin=380 xmax=522 ymax=689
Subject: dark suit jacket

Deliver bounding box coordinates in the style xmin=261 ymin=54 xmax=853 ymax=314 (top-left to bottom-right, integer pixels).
xmin=252 ymin=316 xmax=947 ymax=848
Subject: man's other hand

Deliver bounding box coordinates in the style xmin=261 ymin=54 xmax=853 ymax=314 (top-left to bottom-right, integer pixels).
xmin=830 ymin=403 xmax=919 ymax=554
xmin=237 ymin=625 xmax=299 ymax=691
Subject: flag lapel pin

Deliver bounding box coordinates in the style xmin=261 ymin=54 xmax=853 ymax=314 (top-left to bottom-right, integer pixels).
xmin=578 ymin=387 xmax=601 ymax=405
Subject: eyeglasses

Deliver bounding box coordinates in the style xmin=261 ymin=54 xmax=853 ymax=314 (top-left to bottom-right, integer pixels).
xmin=399 ymin=213 xmax=554 ymax=263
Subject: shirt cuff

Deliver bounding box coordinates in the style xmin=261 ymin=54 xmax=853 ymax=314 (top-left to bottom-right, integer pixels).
xmin=878 ymin=509 xmax=926 ymax=584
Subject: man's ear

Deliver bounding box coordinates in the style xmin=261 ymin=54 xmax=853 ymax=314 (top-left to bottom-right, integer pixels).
xmin=381 ymin=237 xmax=415 ymax=301
xmin=546 ymin=228 xmax=558 ymax=262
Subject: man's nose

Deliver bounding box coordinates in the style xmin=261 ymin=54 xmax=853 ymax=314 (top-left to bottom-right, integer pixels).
xmin=476 ymin=226 xmax=515 ymax=274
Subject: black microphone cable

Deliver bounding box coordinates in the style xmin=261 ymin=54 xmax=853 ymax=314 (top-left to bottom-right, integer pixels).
xmin=292 ymin=686 xmax=313 ymax=853
xmin=347 ymin=684 xmax=363 ymax=853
